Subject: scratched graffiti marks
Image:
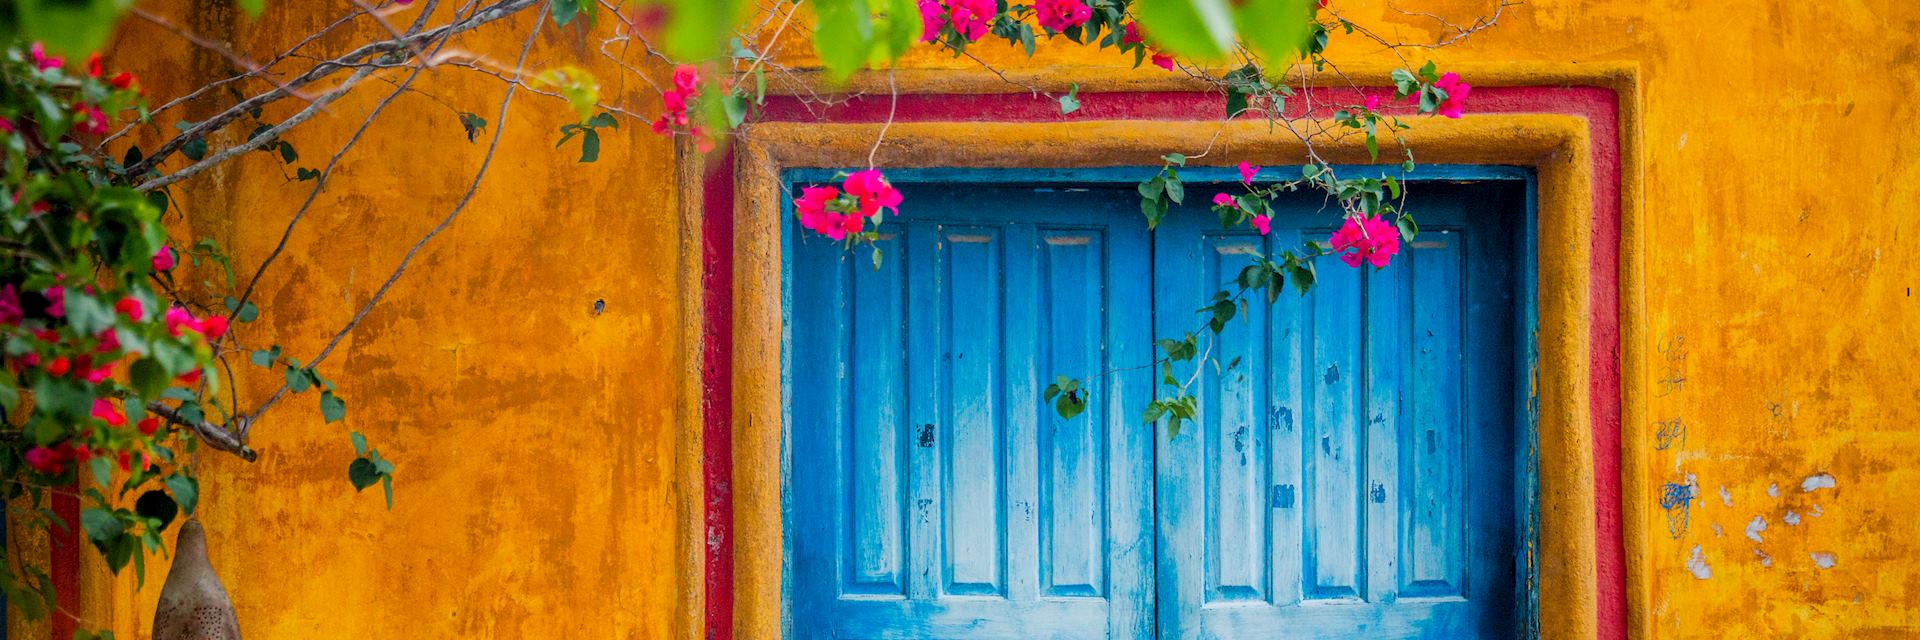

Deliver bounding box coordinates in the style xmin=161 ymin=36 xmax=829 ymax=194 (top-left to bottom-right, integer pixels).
xmin=1660 ymin=478 xmax=1698 ymax=539
xmin=1656 ymin=335 xmax=1688 ymax=397
xmin=1654 ymin=416 xmax=1688 ymax=451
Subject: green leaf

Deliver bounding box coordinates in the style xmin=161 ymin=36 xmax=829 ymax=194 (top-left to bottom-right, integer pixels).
xmin=664 ymin=0 xmax=747 ymax=59
xmin=320 ymin=391 xmax=346 ymax=423
xmin=277 ymin=141 xmax=298 ymax=164
xmin=348 ymin=457 xmax=382 ymax=491
xmin=1133 ymin=0 xmax=1235 ymax=60
xmin=1162 ymin=152 xmax=1188 ymax=165
xmin=12 ymin=0 xmax=129 ymax=56
xmin=1396 ymin=214 xmax=1419 ymax=241
xmin=1226 ymin=89 xmax=1248 ymax=118
xmin=1164 ymin=174 xmax=1185 ymax=204
xmin=80 ymin=508 xmax=121 ymax=544
xmin=234 ymin=0 xmax=265 ymax=17
xmin=89 ymin=456 xmax=113 ymax=489
xmin=551 ymin=0 xmax=583 ymax=26
xmin=129 ymin=358 xmax=168 ymax=400
xmin=181 ymin=138 xmax=208 ymax=162
xmin=578 ymin=129 xmax=601 ymax=163
xmin=810 ymin=0 xmax=874 ymax=81
xmin=286 ymin=366 xmax=312 ymax=393
xmin=164 ymin=475 xmax=198 ymax=515
xmin=1234 ymin=0 xmax=1316 ymax=62
xmin=250 ymin=346 xmax=281 ymax=367
xmin=1059 ymin=83 xmax=1082 ymax=115
xmin=351 ymin=431 xmax=369 ymax=456
xmin=458 ymin=112 xmax=487 ymax=143
xmin=723 ymin=94 xmax=749 ymax=128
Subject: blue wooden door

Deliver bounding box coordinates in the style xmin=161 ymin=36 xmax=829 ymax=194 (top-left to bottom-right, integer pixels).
xmin=789 ymin=185 xmax=1157 ymax=639
xmin=1153 ymin=186 xmax=1521 ymax=639
xmin=790 ymin=177 xmax=1522 ymax=640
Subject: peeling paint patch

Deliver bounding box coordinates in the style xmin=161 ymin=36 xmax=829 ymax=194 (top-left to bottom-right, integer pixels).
xmin=1802 ymin=472 xmax=1838 ymax=493
xmin=1719 ymin=485 xmax=1732 ymax=507
xmin=1754 ymin=549 xmax=1773 ymax=568
xmin=1688 ymin=546 xmax=1713 ymax=579
xmin=1784 ymin=510 xmax=1801 ymax=526
xmin=1711 ymin=522 xmax=1724 ymax=537
xmin=1811 ymin=552 xmax=1838 ymax=569
xmin=1810 ymin=504 xmax=1824 ymax=518
xmin=1768 ymin=483 xmax=1780 ymax=498
xmin=1745 ymin=515 xmax=1768 ymax=543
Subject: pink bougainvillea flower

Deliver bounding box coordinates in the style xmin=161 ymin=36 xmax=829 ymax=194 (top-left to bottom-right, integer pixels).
xmin=176 ymin=368 xmax=203 ymax=385
xmin=1212 ymin=192 xmax=1236 ymax=207
xmin=1318 ymin=0 xmax=1329 ymax=8
xmin=1252 ymin=214 xmax=1272 ymax=235
xmin=1238 ymin=161 xmax=1261 ymax=185
xmin=1364 ymin=93 xmax=1382 ymax=111
xmin=948 ymin=0 xmax=996 ymax=41
xmin=164 ymin=306 xmax=198 ymax=337
xmin=47 ymin=356 xmax=71 ymax=377
xmin=110 ymin=71 xmax=138 ymax=92
xmin=1122 ymin=21 xmax=1144 ymax=46
xmin=153 ymin=246 xmax=177 ymax=271
xmin=77 ymin=104 xmax=108 ymax=135
xmin=653 ymin=64 xmax=702 ymax=136
xmin=137 ymin=417 xmax=160 ymax=436
xmin=115 ymin=297 xmax=143 ymax=321
xmin=843 ymin=170 xmax=903 ymax=217
xmin=1035 ymin=0 xmax=1091 ymax=33
xmin=200 ymin=315 xmax=229 ymax=340
xmin=25 ymin=446 xmax=65 ymax=475
xmin=795 ymin=186 xmax=849 ymax=239
xmin=1329 ymin=215 xmax=1402 ymax=268
xmin=84 ymin=363 xmax=113 ymax=384
xmin=86 ymin=52 xmax=102 ymax=78
xmin=1431 ymin=72 xmax=1471 ymax=119
xmin=918 ymin=0 xmax=946 ymax=42
xmin=671 ymin=64 xmax=699 ymax=93
xmin=28 ymin=42 xmax=63 ymax=72
xmin=95 ymin=328 xmax=120 ymax=353
xmin=92 ymin=398 xmax=125 ymax=427
xmin=44 ymin=286 xmax=66 ymax=318
xmin=1151 ymin=53 xmax=1176 ymax=71
xmin=0 ymin=117 xmax=14 ymax=135
xmin=0 ymin=284 xmax=20 ymax=326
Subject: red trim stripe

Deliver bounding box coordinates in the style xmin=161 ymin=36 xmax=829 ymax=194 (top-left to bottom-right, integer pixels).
xmin=703 ymin=86 xmax=1626 ymax=640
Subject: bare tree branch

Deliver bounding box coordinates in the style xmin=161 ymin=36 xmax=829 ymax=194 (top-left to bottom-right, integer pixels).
xmin=241 ymin=8 xmax=548 ymax=437
xmin=125 ymin=0 xmax=541 ymax=178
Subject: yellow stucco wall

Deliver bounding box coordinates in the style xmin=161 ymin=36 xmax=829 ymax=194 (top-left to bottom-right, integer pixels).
xmin=74 ymin=0 xmax=1920 ymax=637
xmin=93 ymin=2 xmax=702 ymax=638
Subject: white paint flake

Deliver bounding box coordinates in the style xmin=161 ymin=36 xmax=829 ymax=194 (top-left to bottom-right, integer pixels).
xmin=1811 ymin=552 xmax=1838 ymax=569
xmin=1755 ymin=548 xmax=1774 ymax=568
xmin=1802 ymin=473 xmax=1838 ymax=493
xmin=1719 ymin=486 xmax=1733 ymax=507
xmin=1688 ymin=546 xmax=1713 ymax=579
xmin=1784 ymin=510 xmax=1801 ymax=526
xmin=1745 ymin=515 xmax=1768 ymax=543
xmin=1768 ymin=483 xmax=1780 ymax=498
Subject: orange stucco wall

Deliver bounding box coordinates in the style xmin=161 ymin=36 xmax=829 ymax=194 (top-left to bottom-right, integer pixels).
xmin=53 ymin=0 xmax=1920 ymax=637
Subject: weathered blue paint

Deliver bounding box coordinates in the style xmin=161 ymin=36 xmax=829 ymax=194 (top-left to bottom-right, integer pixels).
xmin=788 ymin=186 xmax=1155 ymax=639
xmin=783 ymin=167 xmax=1535 ymax=639
xmin=1152 ymin=184 xmax=1523 ymax=639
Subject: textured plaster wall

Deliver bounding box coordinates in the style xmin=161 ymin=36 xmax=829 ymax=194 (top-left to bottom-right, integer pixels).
xmin=94 ymin=1 xmax=699 ymax=638
xmin=75 ymin=0 xmax=1920 ymax=637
